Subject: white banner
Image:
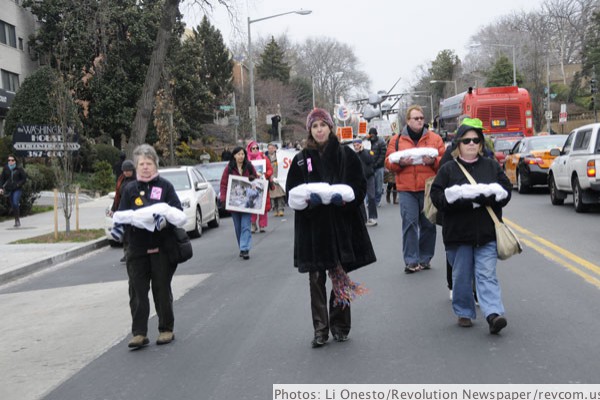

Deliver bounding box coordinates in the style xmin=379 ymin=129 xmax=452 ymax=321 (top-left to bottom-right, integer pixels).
xmin=276 ymin=149 xmax=299 ymax=192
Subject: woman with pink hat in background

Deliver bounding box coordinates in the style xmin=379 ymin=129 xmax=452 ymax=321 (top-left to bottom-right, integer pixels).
xmin=246 ymin=141 xmax=273 ymax=233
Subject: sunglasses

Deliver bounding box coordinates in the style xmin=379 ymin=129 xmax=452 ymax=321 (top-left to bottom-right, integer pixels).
xmin=411 ymin=117 xmax=425 ymax=121
xmin=458 ymin=137 xmax=482 ymax=145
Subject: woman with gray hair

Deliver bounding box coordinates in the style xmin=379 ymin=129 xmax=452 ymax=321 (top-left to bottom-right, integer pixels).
xmin=116 ymin=144 xmax=183 ymax=349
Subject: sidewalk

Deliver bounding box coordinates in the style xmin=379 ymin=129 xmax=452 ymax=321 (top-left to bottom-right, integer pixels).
xmin=0 ymin=193 xmax=113 ymax=284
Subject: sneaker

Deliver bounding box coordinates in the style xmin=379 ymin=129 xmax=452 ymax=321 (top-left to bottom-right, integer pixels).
xmin=311 ymin=336 xmax=328 ymax=348
xmin=128 ymin=335 xmax=149 ymax=349
xmin=458 ymin=317 xmax=473 ymax=328
xmin=278 ymin=210 xmax=284 ymax=217
xmin=487 ymin=314 xmax=507 ymax=334
xmin=404 ymin=263 xmax=422 ymax=274
xmin=365 ymin=219 xmax=378 ymax=227
xmin=259 ymin=227 xmax=265 ymax=233
xmin=156 ymin=331 xmax=174 ymax=345
xmin=420 ymin=262 xmax=431 ymax=270
xmin=241 ymin=250 xmax=250 ymax=260
xmin=333 ymin=332 xmax=349 ymax=342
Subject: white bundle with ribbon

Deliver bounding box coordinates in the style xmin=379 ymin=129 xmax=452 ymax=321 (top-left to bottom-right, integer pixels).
xmin=113 ymin=202 xmax=187 ymax=231
xmin=388 ymin=147 xmax=439 ymax=165
xmin=288 ymin=183 xmax=355 ymax=210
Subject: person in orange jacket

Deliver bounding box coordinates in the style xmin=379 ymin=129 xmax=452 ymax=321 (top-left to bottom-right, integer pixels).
xmin=385 ymin=105 xmax=446 ymax=274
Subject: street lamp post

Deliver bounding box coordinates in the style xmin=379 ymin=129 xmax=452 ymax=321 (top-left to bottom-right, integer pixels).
xmin=248 ymin=10 xmax=312 ymax=141
xmin=430 ymin=80 xmax=457 ymax=96
xmin=471 ymin=43 xmax=517 ymax=87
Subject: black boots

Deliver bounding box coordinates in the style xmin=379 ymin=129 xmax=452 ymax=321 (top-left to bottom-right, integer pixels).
xmin=13 ymin=208 xmax=20 ymax=227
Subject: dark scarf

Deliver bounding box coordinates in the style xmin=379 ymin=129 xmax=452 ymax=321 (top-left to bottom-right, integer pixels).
xmin=407 ymin=126 xmax=424 ymax=144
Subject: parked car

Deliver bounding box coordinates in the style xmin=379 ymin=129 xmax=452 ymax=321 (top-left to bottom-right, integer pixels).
xmin=548 ymin=123 xmax=600 ymax=212
xmin=493 ymin=136 xmax=521 ymax=168
xmin=160 ymin=166 xmax=219 ymax=237
xmin=105 ymin=166 xmax=219 ymax=243
xmin=503 ymin=135 xmax=568 ymax=193
xmin=195 ymin=161 xmax=229 ymax=216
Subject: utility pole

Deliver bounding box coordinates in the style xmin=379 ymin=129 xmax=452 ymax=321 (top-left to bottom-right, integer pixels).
xmin=546 ymin=58 xmax=552 ymax=134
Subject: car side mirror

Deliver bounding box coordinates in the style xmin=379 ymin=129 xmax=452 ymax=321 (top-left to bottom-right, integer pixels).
xmin=549 ymin=148 xmax=561 ymax=157
xmin=196 ymin=182 xmax=209 ymax=191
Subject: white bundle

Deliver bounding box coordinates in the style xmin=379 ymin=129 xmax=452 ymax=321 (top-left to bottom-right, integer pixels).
xmin=288 ymin=183 xmax=355 ymax=210
xmin=113 ymin=202 xmax=187 ymax=231
xmin=388 ymin=147 xmax=439 ymax=165
xmin=444 ymin=183 xmax=509 ymax=204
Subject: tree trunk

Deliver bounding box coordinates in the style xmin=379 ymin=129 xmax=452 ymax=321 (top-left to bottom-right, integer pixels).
xmin=128 ymin=0 xmax=180 ymax=156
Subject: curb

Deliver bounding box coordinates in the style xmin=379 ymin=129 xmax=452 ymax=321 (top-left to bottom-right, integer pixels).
xmin=0 ymin=237 xmax=109 ymax=284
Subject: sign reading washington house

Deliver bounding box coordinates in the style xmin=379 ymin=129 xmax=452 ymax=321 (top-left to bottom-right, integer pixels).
xmin=13 ymin=125 xmax=80 ymax=158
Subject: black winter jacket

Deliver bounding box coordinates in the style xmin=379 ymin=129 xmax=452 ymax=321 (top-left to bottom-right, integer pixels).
xmin=356 ymin=149 xmax=374 ymax=178
xmin=430 ymin=157 xmax=511 ymax=248
xmin=286 ymin=136 xmax=377 ymax=273
xmin=118 ymin=175 xmax=182 ymax=257
xmin=0 ymin=165 xmax=27 ymax=193
xmin=369 ymin=137 xmax=387 ymax=169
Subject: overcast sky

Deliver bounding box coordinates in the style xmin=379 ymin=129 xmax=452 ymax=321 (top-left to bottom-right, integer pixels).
xmin=182 ymin=0 xmax=546 ymax=95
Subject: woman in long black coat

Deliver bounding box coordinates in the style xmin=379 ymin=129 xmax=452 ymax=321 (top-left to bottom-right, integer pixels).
xmin=286 ymin=108 xmax=376 ymax=348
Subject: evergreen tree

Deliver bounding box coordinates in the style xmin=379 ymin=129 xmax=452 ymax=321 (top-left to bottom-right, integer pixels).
xmin=196 ymin=16 xmax=234 ymax=102
xmin=485 ymin=55 xmax=523 ymax=87
xmin=428 ymin=49 xmax=461 ymax=98
xmin=169 ymin=30 xmax=215 ymax=140
xmin=256 ymin=37 xmax=291 ymax=84
xmin=22 ymin=0 xmax=164 ymax=147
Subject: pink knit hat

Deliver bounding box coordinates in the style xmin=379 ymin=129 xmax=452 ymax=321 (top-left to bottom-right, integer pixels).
xmin=306 ymin=108 xmax=334 ymax=132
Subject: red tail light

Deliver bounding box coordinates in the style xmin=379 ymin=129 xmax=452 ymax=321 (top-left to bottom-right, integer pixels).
xmin=587 ymin=160 xmax=596 ymax=177
xmin=524 ymin=156 xmax=543 ymax=166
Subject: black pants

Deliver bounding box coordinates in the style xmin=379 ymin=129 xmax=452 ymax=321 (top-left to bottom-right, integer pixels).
xmin=309 ymin=271 xmax=351 ymax=339
xmin=127 ymin=249 xmax=177 ymax=336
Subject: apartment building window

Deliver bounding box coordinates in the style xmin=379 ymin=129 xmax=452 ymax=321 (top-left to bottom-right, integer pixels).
xmin=18 ymin=37 xmax=23 ymax=50
xmin=1 ymin=70 xmax=19 ymax=92
xmin=0 ymin=20 xmax=17 ymax=48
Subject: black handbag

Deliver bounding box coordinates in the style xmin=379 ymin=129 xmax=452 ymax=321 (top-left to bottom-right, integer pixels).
xmin=169 ymin=227 xmax=193 ymax=264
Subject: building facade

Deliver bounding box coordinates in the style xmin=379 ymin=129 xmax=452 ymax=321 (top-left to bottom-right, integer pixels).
xmin=0 ymin=0 xmax=40 ymax=136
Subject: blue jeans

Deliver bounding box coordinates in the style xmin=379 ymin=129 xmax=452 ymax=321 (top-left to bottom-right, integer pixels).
xmin=374 ymin=168 xmax=384 ymax=204
xmin=231 ymin=212 xmax=252 ymax=252
xmin=366 ymin=175 xmax=377 ymax=219
xmin=398 ymin=191 xmax=436 ymax=266
xmin=9 ymin=189 xmax=22 ymax=211
xmin=446 ymin=241 xmax=504 ymax=320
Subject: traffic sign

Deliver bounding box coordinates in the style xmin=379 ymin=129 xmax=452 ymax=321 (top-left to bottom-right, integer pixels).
xmin=545 ymin=110 xmax=553 ymax=120
xmin=220 ymin=105 xmax=233 ymax=111
xmin=559 ymin=112 xmax=568 ymax=124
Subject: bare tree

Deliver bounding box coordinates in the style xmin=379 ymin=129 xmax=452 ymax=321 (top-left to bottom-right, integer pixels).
xmin=295 ymin=37 xmax=370 ymax=110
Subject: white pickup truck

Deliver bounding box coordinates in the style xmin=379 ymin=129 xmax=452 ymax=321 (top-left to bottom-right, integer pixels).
xmin=548 ymin=122 xmax=600 ymax=212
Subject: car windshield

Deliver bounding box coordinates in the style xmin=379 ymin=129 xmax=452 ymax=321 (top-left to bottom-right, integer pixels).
xmin=161 ymin=170 xmax=192 ymax=191
xmin=528 ymin=137 xmax=566 ymax=151
xmin=495 ymin=140 xmax=519 ymax=151
xmin=198 ymin=163 xmax=226 ymax=181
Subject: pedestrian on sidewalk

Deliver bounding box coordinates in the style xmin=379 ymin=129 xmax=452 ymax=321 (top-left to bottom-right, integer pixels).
xmin=286 ymin=108 xmax=376 ymax=348
xmin=352 ymin=138 xmax=377 ymax=226
xmin=246 ymin=141 xmax=272 ymax=233
xmin=429 ymin=120 xmax=511 ymax=334
xmin=220 ymin=146 xmax=258 ymax=260
xmin=384 ymin=105 xmax=445 ymax=274
xmin=0 ymin=154 xmax=27 ymax=228
xmin=109 ymin=159 xmax=136 ymax=263
xmin=116 ymin=144 xmax=182 ymax=349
